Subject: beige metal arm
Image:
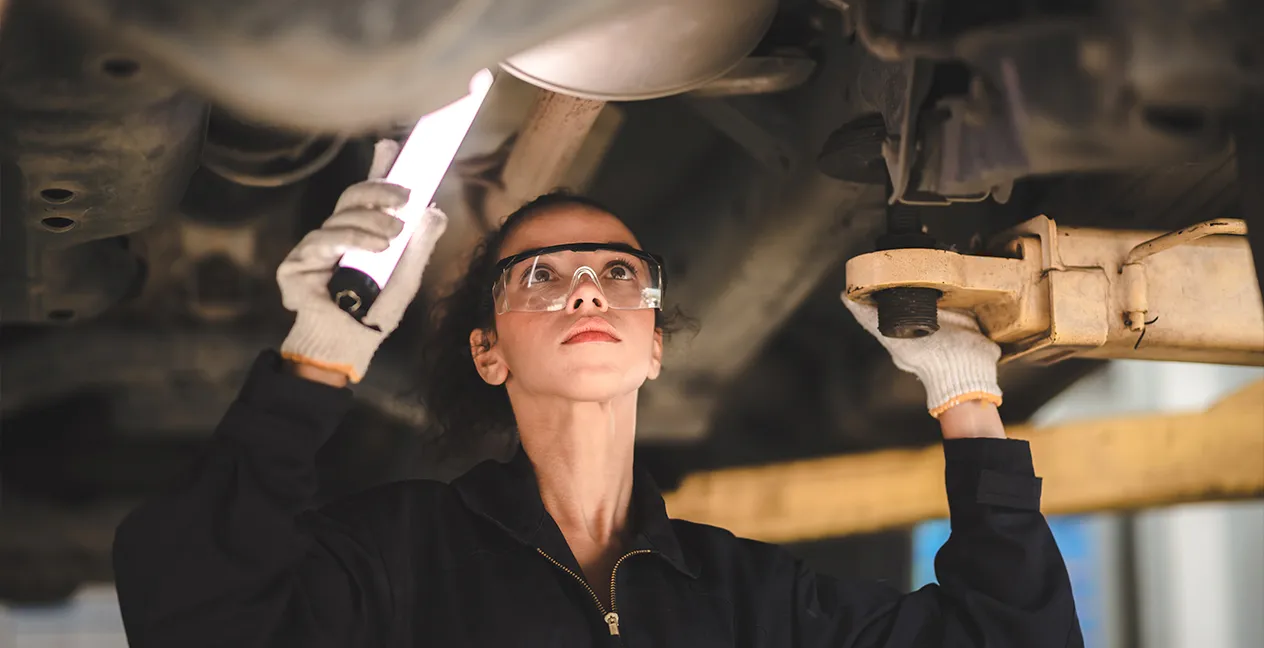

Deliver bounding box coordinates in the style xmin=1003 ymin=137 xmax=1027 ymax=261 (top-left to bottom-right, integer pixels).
xmin=844 ymin=215 xmax=1263 ymax=366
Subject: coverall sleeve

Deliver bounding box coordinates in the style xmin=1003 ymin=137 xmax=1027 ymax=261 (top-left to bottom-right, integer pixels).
xmin=785 ymin=438 xmax=1082 ymax=647
xmin=112 ymin=351 xmax=394 ymax=648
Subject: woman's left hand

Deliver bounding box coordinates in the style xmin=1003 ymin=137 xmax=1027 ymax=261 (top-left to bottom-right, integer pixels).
xmin=843 ymin=298 xmax=1004 ymax=424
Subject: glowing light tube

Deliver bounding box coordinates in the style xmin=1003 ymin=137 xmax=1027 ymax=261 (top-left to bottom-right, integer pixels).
xmin=328 ymin=68 xmax=494 ymax=321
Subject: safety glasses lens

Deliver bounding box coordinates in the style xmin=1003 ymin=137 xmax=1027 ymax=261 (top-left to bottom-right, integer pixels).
xmin=492 ymin=248 xmax=661 ymax=314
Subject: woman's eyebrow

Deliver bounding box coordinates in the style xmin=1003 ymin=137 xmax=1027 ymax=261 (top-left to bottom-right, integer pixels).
xmin=598 ymin=240 xmax=643 ymax=250
xmin=507 ymin=241 xmax=644 ymax=256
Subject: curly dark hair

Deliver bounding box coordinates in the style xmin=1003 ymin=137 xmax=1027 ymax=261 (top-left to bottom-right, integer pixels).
xmin=418 ymin=191 xmax=689 ymax=456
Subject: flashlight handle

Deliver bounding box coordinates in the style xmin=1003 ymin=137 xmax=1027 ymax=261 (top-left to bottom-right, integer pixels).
xmin=328 ymin=266 xmax=382 ymax=322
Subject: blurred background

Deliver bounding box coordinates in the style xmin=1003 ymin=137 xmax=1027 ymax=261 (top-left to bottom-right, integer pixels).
xmin=2 ymin=0 xmax=1263 ymax=646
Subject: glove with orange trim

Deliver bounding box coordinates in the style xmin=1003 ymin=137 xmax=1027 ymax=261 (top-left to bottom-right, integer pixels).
xmin=843 ymin=298 xmax=1002 ymax=418
xmin=277 ymin=140 xmax=447 ymax=383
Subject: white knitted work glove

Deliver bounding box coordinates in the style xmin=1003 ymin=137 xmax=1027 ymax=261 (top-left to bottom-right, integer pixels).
xmin=844 ymin=297 xmax=1002 ymax=417
xmin=278 ymin=140 xmax=447 ymax=383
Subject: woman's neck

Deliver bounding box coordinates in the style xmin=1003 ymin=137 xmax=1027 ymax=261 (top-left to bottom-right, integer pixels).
xmin=513 ymin=393 xmax=638 ymax=549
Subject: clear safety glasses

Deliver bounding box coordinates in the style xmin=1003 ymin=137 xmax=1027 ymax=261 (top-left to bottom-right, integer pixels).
xmin=491 ymin=243 xmax=664 ymax=315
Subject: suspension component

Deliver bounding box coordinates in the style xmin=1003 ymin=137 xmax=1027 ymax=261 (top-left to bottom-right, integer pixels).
xmin=845 ymin=216 xmax=1263 ymax=366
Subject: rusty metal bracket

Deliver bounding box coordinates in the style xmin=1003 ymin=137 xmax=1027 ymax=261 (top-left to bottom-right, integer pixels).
xmin=845 ymin=215 xmax=1264 ymax=365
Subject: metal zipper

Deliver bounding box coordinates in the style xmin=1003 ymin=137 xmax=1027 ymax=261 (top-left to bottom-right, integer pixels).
xmin=607 ymin=549 xmax=653 ymax=636
xmin=536 ymin=547 xmax=653 ymax=637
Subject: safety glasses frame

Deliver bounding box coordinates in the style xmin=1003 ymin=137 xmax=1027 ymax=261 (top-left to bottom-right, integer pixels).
xmin=489 ymin=242 xmax=666 ymax=313
xmin=492 ymin=242 xmax=664 ymax=278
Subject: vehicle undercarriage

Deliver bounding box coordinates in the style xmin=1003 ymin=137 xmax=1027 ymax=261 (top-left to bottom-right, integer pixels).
xmin=2 ymin=0 xmax=1260 ymax=602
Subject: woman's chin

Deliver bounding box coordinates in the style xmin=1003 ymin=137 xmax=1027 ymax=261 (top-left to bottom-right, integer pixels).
xmin=546 ymin=367 xmax=647 ymax=402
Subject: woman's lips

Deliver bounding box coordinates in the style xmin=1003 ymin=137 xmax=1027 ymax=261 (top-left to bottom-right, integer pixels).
xmin=561 ymin=316 xmax=621 ymax=344
xmin=563 ymin=330 xmax=620 ymax=344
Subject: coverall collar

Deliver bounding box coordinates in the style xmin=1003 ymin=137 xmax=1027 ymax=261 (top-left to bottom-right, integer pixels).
xmin=451 ymin=445 xmax=700 ymax=580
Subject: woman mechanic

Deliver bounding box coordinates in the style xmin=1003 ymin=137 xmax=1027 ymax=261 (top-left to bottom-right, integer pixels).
xmin=113 ymin=142 xmax=1081 ymax=647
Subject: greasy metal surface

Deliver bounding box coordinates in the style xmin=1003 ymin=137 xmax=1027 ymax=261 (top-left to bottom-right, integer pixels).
xmin=200 ymin=110 xmax=347 ymax=188
xmin=481 ymin=91 xmax=607 ymax=225
xmin=45 ymin=0 xmax=624 ymax=131
xmin=688 ymin=56 xmax=818 ymax=98
xmin=502 ymin=0 xmax=777 ymax=101
xmin=845 ymin=216 xmax=1264 ymax=366
xmin=905 ymin=0 xmax=1254 ymax=200
xmin=851 ymin=0 xmax=956 ymax=63
xmin=0 ymin=2 xmax=207 ymax=322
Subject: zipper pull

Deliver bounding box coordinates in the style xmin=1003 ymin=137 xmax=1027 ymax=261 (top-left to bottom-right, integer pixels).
xmin=604 ymin=611 xmax=620 ymax=636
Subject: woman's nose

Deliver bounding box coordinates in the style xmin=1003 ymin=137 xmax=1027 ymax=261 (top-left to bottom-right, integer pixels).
xmin=566 ymin=275 xmax=608 ymax=313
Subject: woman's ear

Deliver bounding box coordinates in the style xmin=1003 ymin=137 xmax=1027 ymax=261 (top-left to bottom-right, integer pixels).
xmin=470 ymin=328 xmax=509 ymax=386
xmin=647 ymin=328 xmax=664 ymax=380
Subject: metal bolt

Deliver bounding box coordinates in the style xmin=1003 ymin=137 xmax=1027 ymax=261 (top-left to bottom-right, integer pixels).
xmin=874 ymin=203 xmax=941 ymax=338
xmin=873 ymin=287 xmax=941 ymax=338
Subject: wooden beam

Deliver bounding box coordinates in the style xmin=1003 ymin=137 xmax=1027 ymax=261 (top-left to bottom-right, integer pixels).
xmin=663 ymin=379 xmax=1264 ymax=543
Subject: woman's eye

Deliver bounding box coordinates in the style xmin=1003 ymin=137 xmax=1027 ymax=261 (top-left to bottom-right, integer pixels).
xmin=607 ymin=264 xmax=634 ymax=281
xmin=520 ymin=264 xmax=556 ymax=285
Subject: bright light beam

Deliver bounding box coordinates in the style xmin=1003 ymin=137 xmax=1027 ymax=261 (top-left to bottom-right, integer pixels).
xmin=337 ymin=68 xmax=494 ymax=289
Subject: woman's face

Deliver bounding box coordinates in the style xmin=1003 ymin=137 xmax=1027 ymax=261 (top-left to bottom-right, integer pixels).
xmin=470 ymin=204 xmax=662 ymax=402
